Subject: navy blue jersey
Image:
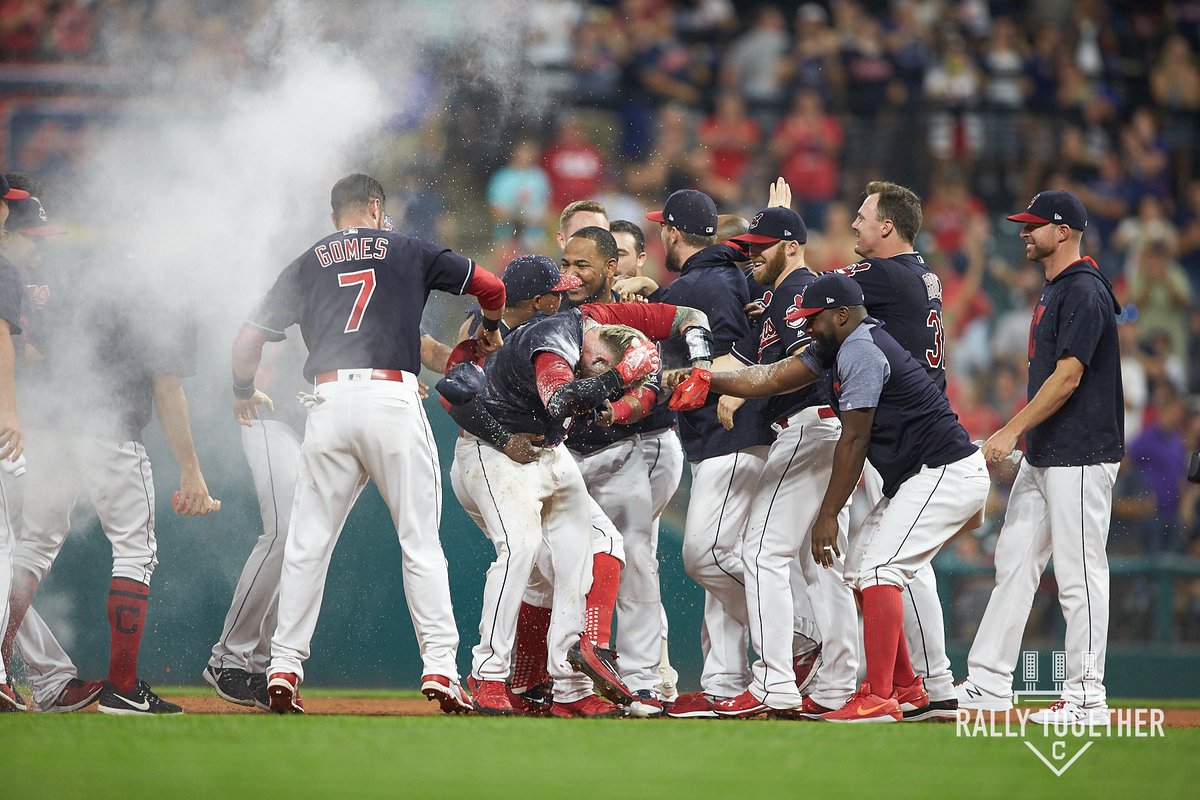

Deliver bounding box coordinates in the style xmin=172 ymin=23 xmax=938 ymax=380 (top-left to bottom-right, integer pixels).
xmin=834 ymin=252 xmax=946 ymax=391
xmin=1026 ymin=258 xmax=1124 ymax=466
xmin=479 ymin=310 xmax=584 ymax=445
xmin=249 ymin=228 xmax=476 ymax=381
xmin=804 ymin=318 xmax=975 ymax=498
xmin=656 ymin=243 xmax=772 ymax=460
xmin=731 ymin=268 xmax=828 ymax=423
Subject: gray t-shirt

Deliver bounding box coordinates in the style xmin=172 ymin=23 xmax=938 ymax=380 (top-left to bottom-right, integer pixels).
xmin=799 ymin=324 xmax=891 ymax=411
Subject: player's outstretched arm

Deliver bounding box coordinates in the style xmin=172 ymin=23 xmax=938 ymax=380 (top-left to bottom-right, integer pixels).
xmin=812 ymin=407 xmax=873 ymax=568
xmin=420 ymin=333 xmax=454 ymax=374
xmin=152 ymin=374 xmax=215 ymax=516
xmin=709 ymin=355 xmax=822 ymax=399
xmin=0 ymin=321 xmax=23 ymax=462
xmin=982 ymin=354 xmax=1083 ymax=464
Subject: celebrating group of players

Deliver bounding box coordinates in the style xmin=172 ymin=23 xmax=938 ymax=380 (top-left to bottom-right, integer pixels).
xmin=0 ymin=169 xmax=1124 ymax=726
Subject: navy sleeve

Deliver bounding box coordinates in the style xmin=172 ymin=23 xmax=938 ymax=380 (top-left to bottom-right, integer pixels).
xmin=1054 ymin=283 xmax=1111 ymax=367
xmin=247 ymin=259 xmax=303 ymax=341
xmin=663 ymin=275 xmax=748 ymax=356
xmin=0 ymin=259 xmax=23 ymax=334
xmin=416 ymin=238 xmax=475 ymax=296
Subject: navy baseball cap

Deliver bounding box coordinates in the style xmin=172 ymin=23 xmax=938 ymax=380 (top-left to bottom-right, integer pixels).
xmin=737 ymin=207 xmax=807 ymax=244
xmin=7 ymin=197 xmax=66 ymax=236
xmin=646 ymin=189 xmax=718 ymax=236
xmin=1007 ymin=190 xmax=1087 ymax=230
xmin=0 ymin=174 xmax=29 ymax=202
xmin=785 ymin=273 xmax=865 ymax=320
xmin=501 ymin=254 xmax=582 ymax=302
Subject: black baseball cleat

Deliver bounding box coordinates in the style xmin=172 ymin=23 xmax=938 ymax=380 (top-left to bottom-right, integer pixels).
xmin=567 ymin=635 xmax=635 ymax=705
xmin=903 ymin=697 xmax=959 ymax=722
xmin=97 ymin=680 xmax=184 ymax=715
xmin=203 ymin=665 xmax=255 ymax=707
xmin=247 ymin=673 xmax=271 ymax=711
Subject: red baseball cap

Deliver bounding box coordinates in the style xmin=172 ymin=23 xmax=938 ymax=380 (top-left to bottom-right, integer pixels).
xmin=1 ymin=174 xmax=30 ymax=202
xmin=7 ymin=197 xmax=67 ymax=236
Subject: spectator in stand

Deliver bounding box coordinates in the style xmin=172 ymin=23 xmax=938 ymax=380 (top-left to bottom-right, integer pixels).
xmin=1075 ymin=151 xmax=1134 ymax=271
xmin=1121 ymin=107 xmax=1171 ymax=204
xmin=1113 ymin=195 xmax=1179 ymax=278
xmin=524 ymin=0 xmax=583 ymax=101
xmin=1118 ymin=322 xmax=1149 ymax=444
xmin=783 ymin=2 xmax=842 ymax=104
xmin=1130 ymin=388 xmax=1190 ymax=552
xmin=947 ymin=377 xmax=1002 ymax=444
xmin=1109 ymin=454 xmax=1157 ymax=554
xmin=696 ymin=91 xmax=760 ymax=206
xmin=673 ymin=0 xmax=738 ymax=42
xmin=488 ymin=139 xmax=551 ymax=249
xmin=543 ymin=115 xmax=606 ymax=209
xmin=924 ymin=34 xmax=982 ymax=165
xmin=1129 ymin=238 xmax=1192 ymax=369
xmin=771 ymin=89 xmax=843 ymax=230
xmin=922 ymin=169 xmax=988 ymax=259
xmin=1174 ymin=179 xmax=1200 ymax=290
xmin=976 ymin=17 xmax=1026 ymax=205
xmin=1188 ymin=308 xmax=1200 ymax=396
xmin=572 ymin=8 xmax=623 ymax=106
xmin=883 ymin=0 xmax=930 ymax=111
xmin=626 ymin=102 xmax=705 ymax=198
xmin=804 ymin=201 xmax=857 ymax=273
xmin=720 ymin=5 xmax=790 ymax=119
xmin=838 ymin=10 xmax=900 ymax=189
xmin=990 ymin=266 xmax=1043 ymax=370
xmin=1149 ymin=35 xmax=1200 ymax=195
xmin=932 ymin=218 xmax=992 ymax=376
xmin=631 ymin=13 xmax=709 ymax=108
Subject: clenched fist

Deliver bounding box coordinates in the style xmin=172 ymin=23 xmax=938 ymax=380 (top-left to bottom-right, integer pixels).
xmin=669 ymin=368 xmax=712 ymax=411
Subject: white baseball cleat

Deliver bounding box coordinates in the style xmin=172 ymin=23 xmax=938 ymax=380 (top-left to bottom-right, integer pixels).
xmin=954 ymin=679 xmax=1014 ymax=712
xmin=1029 ymin=700 xmax=1111 ymax=726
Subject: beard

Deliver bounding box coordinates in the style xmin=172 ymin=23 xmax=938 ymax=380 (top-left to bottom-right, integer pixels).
xmin=807 ymin=330 xmax=840 ymax=369
xmin=665 ymin=245 xmax=683 ymax=273
xmin=753 ymin=247 xmax=788 ymax=286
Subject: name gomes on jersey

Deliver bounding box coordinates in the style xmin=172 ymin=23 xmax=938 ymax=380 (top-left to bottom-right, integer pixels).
xmin=315 ymin=231 xmax=389 ymax=268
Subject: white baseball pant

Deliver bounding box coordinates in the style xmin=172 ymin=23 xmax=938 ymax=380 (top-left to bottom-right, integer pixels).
xmin=573 ymin=439 xmax=658 ymax=691
xmin=0 ymin=471 xmax=12 ymax=686
xmin=14 ymin=607 xmax=79 ymax=710
xmin=636 ymin=427 xmax=684 ymax=694
xmin=268 ymin=371 xmax=460 ymax=683
xmin=862 ymin=462 xmax=957 ymax=702
xmin=846 ymin=452 xmax=991 ymax=592
xmin=682 ymin=445 xmax=769 ymax=698
xmin=209 ymin=419 xmax=301 ymax=674
xmin=450 ymin=435 xmax=594 ymax=703
xmin=744 ymin=408 xmax=859 ymax=710
xmin=13 ymin=430 xmax=158 ymax=585
xmin=965 ymin=461 xmax=1119 ymax=707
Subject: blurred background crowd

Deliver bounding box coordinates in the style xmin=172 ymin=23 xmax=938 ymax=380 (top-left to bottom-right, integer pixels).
xmin=2 ymin=0 xmax=1199 ymax=648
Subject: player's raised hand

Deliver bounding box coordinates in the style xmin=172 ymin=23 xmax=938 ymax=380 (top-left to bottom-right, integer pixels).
xmin=234 ymin=389 xmax=274 ymax=427
xmin=614 ymin=338 xmax=662 ymax=385
xmin=613 ymin=276 xmax=659 ymax=301
xmin=768 ymin=177 xmax=793 ymax=209
xmin=502 ymin=432 xmax=545 ymax=464
xmin=669 ymin=368 xmax=712 ymax=411
xmin=475 ymin=326 xmax=503 ymax=356
xmin=661 ymin=368 xmax=690 ymax=392
xmin=811 ymin=514 xmax=841 ymax=568
xmin=717 ymin=395 xmax=744 ymax=430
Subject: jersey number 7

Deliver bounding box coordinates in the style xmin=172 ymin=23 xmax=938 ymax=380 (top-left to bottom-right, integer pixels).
xmin=338 ymin=269 xmax=376 ymax=333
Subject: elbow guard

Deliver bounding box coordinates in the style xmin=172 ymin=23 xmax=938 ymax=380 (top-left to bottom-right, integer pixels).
xmin=545 ymin=370 xmax=622 ymax=420
xmin=684 ymin=325 xmax=714 ymax=365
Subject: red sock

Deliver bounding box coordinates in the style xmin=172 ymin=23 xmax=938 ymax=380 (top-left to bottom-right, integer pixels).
xmin=584 ymin=553 xmax=621 ymax=649
xmin=861 ymin=584 xmax=904 ymax=698
xmin=1 ymin=570 xmax=38 ymax=670
xmin=893 ymin=626 xmax=917 ymax=689
xmin=510 ymin=603 xmax=551 ymax=692
xmin=107 ymin=577 xmax=150 ymax=692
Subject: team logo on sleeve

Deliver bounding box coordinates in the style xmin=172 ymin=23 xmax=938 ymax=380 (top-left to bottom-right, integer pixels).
xmin=834 ymin=261 xmax=872 ymax=277
xmin=922 ymin=271 xmax=943 ymax=302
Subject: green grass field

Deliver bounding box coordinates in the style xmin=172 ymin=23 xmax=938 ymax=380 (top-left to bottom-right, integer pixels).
xmin=3 ymin=692 xmax=1198 ymax=799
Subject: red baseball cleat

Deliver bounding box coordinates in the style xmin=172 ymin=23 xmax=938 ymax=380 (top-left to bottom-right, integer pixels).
xmin=421 ymin=674 xmax=472 ymax=714
xmin=549 ymin=693 xmax=623 ymax=718
xmin=822 ymin=682 xmax=901 ymax=723
xmin=892 ymin=676 xmax=930 ymax=719
xmin=267 ymin=672 xmax=305 ymax=715
xmin=712 ymin=690 xmax=769 ymax=719
xmin=467 ymin=676 xmax=514 ymax=716
xmin=792 ymin=648 xmax=823 ymax=694
xmin=50 ymin=679 xmax=105 ymax=713
xmin=665 ymin=691 xmax=722 ymax=719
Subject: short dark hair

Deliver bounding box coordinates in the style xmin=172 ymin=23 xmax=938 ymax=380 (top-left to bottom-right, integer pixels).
xmin=609 ymin=220 xmax=645 ymax=254
xmin=4 ymin=172 xmax=40 ymax=196
xmin=865 ymin=180 xmax=922 ymax=244
xmin=568 ymin=226 xmax=619 ymax=263
xmin=679 ymin=230 xmax=717 ymax=249
xmin=331 ymin=173 xmax=385 ymax=217
xmin=559 ymin=199 xmax=607 ymax=232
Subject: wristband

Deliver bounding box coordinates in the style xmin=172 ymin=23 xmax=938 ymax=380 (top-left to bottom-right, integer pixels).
xmin=233 ymin=374 xmax=255 ymax=400
xmin=684 ymin=326 xmax=714 ymax=365
xmin=480 ymin=315 xmax=501 ymax=333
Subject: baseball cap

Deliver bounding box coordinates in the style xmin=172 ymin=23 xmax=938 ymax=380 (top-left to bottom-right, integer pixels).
xmin=501 ymin=254 xmax=582 ymax=302
xmin=784 ymin=272 xmax=865 ymax=320
xmin=0 ymin=174 xmax=30 ymax=202
xmin=6 ymin=197 xmax=67 ymax=236
xmin=646 ymin=189 xmax=718 ymax=236
xmin=736 ymin=207 xmax=808 ymax=244
xmin=1006 ymin=190 xmax=1087 ymax=230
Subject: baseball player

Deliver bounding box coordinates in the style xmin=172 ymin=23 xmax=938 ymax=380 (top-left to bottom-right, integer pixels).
xmin=628 ymin=189 xmax=773 ymax=718
xmin=0 ymin=174 xmax=29 ymax=712
xmin=556 ymin=200 xmax=608 ymax=252
xmin=609 ymin=219 xmax=686 ymax=701
xmin=445 ymin=295 xmax=712 ymax=717
xmin=692 ymin=272 xmax=989 ymax=722
xmin=830 ymin=179 xmax=961 ymax=720
xmin=2 ymin=240 xmax=215 ymax=715
xmin=232 ymin=173 xmax=505 ymax=714
xmin=707 ymin=207 xmax=859 ymax=719
xmin=958 ymin=191 xmax=1123 ymax=725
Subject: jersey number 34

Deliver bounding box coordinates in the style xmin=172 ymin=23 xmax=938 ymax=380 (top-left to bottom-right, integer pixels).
xmin=338 ymin=269 xmax=376 ymax=333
